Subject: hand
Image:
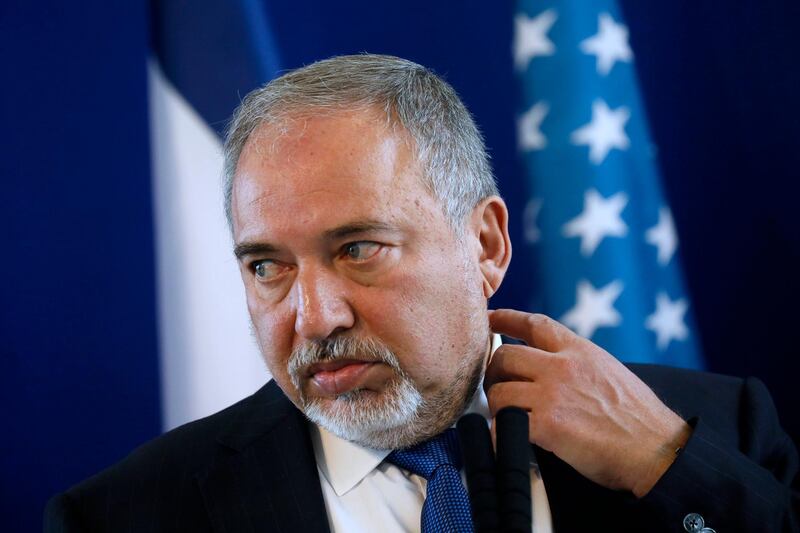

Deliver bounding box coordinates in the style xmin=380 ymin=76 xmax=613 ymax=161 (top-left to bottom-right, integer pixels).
xmin=485 ymin=309 xmax=692 ymax=497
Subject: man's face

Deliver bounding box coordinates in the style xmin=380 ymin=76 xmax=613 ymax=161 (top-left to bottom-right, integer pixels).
xmin=231 ymin=109 xmax=491 ymax=448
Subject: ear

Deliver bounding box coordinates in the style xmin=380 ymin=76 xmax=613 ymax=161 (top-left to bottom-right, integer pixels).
xmin=467 ymin=196 xmax=512 ymax=299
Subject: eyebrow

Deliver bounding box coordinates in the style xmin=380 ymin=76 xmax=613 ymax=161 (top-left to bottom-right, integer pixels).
xmin=233 ymin=220 xmax=395 ymax=260
xmin=233 ymin=242 xmax=279 ymax=260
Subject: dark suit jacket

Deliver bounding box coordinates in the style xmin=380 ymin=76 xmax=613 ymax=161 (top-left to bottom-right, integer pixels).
xmin=45 ymin=365 xmax=799 ymax=532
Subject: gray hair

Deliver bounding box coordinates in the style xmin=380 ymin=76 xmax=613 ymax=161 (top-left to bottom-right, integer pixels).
xmin=223 ymin=54 xmax=498 ymax=231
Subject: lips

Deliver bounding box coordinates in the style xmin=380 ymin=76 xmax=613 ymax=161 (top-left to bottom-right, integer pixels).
xmin=307 ymin=359 xmax=380 ymax=396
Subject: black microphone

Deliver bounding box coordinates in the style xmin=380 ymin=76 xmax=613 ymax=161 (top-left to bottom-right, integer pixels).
xmin=495 ymin=407 xmax=532 ymax=533
xmin=457 ymin=413 xmax=499 ymax=533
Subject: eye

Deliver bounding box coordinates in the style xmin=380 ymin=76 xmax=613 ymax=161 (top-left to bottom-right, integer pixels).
xmin=343 ymin=241 xmax=382 ymax=262
xmin=252 ymin=259 xmax=286 ymax=281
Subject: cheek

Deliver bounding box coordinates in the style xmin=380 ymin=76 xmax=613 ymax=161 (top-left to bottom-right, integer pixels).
xmin=373 ymin=254 xmax=484 ymax=387
xmin=245 ymin=287 xmax=299 ymax=398
xmin=409 ymin=248 xmax=481 ymax=322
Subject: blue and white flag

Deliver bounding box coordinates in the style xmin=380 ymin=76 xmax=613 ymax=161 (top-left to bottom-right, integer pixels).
xmin=149 ymin=0 xmax=281 ymax=429
xmin=513 ymin=0 xmax=703 ymax=367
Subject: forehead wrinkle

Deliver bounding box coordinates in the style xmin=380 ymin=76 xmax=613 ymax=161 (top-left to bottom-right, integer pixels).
xmin=233 ymin=108 xmax=440 ymax=242
xmin=245 ymin=185 xmax=385 ymax=221
xmin=245 ymin=108 xmax=420 ymax=184
xmin=237 ymin=186 xmax=399 ymax=244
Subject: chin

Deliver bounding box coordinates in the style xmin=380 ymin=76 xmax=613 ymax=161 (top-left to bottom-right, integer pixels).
xmin=302 ymin=352 xmax=484 ymax=450
xmin=301 ymin=378 xmax=423 ymax=449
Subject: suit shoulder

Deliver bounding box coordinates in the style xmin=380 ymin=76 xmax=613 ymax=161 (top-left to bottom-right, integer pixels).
xmin=627 ymin=363 xmax=747 ymax=413
xmin=627 ymin=364 xmax=788 ymax=451
xmin=45 ymin=382 xmax=298 ymax=532
xmin=628 ymin=362 xmax=743 ymax=391
xmin=62 ymin=381 xmax=288 ymax=499
xmin=628 ymin=364 xmax=777 ymax=416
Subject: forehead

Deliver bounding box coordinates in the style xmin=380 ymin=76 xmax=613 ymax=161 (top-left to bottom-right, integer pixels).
xmin=231 ymin=110 xmax=441 ymax=242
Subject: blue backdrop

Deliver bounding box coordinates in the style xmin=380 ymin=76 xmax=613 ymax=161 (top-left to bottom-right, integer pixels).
xmin=2 ymin=1 xmax=799 ymax=531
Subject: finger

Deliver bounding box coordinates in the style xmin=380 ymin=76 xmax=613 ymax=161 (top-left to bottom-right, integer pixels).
xmin=489 ymin=411 xmax=536 ymax=451
xmin=486 ymin=382 xmax=539 ymax=446
xmin=489 ymin=309 xmax=575 ymax=352
xmin=484 ymin=344 xmax=550 ymax=390
xmin=485 ymin=380 xmax=537 ymax=417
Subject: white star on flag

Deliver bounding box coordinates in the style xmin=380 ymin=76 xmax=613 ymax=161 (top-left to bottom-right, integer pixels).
xmin=563 ymin=189 xmax=628 ymax=256
xmin=513 ymin=9 xmax=557 ymax=72
xmin=571 ymin=99 xmax=631 ymax=165
xmin=579 ymin=12 xmax=633 ymax=76
xmin=518 ymin=101 xmax=549 ymax=151
xmin=645 ymin=207 xmax=678 ymax=265
xmin=562 ymin=279 xmax=624 ymax=339
xmin=523 ymin=197 xmax=543 ymax=243
xmin=645 ymin=292 xmax=689 ymax=350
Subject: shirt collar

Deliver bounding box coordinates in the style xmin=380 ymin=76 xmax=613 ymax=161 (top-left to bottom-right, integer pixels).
xmin=310 ymin=423 xmax=389 ymax=496
xmin=310 ymin=334 xmax=501 ymax=496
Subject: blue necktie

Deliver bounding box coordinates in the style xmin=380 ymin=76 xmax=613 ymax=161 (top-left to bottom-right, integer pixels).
xmin=386 ymin=429 xmax=474 ymax=533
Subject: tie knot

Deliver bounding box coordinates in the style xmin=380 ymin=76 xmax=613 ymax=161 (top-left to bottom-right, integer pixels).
xmin=386 ymin=428 xmax=463 ymax=479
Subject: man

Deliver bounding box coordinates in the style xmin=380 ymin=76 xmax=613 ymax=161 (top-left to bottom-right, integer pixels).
xmin=46 ymin=54 xmax=798 ymax=532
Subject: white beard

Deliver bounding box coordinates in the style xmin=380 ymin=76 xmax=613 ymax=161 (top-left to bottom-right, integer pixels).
xmin=302 ymin=376 xmax=424 ymax=449
xmin=287 ymin=335 xmax=482 ymax=450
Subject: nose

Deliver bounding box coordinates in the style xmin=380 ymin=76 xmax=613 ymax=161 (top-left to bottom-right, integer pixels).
xmin=293 ymin=265 xmax=356 ymax=340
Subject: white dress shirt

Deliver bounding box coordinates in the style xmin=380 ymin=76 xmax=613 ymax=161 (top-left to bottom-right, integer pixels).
xmin=310 ymin=336 xmax=553 ymax=532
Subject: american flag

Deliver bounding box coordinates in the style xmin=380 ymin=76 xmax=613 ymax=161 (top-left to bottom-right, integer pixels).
xmin=513 ymin=0 xmax=703 ymax=368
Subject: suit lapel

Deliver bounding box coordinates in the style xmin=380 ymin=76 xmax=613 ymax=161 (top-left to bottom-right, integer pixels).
xmin=535 ymin=445 xmax=636 ymax=530
xmin=535 ymin=445 xmax=590 ymax=530
xmin=196 ymin=382 xmax=331 ymax=533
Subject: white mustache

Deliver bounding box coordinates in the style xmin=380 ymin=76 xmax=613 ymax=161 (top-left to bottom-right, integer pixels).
xmin=287 ymin=337 xmax=403 ymax=389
